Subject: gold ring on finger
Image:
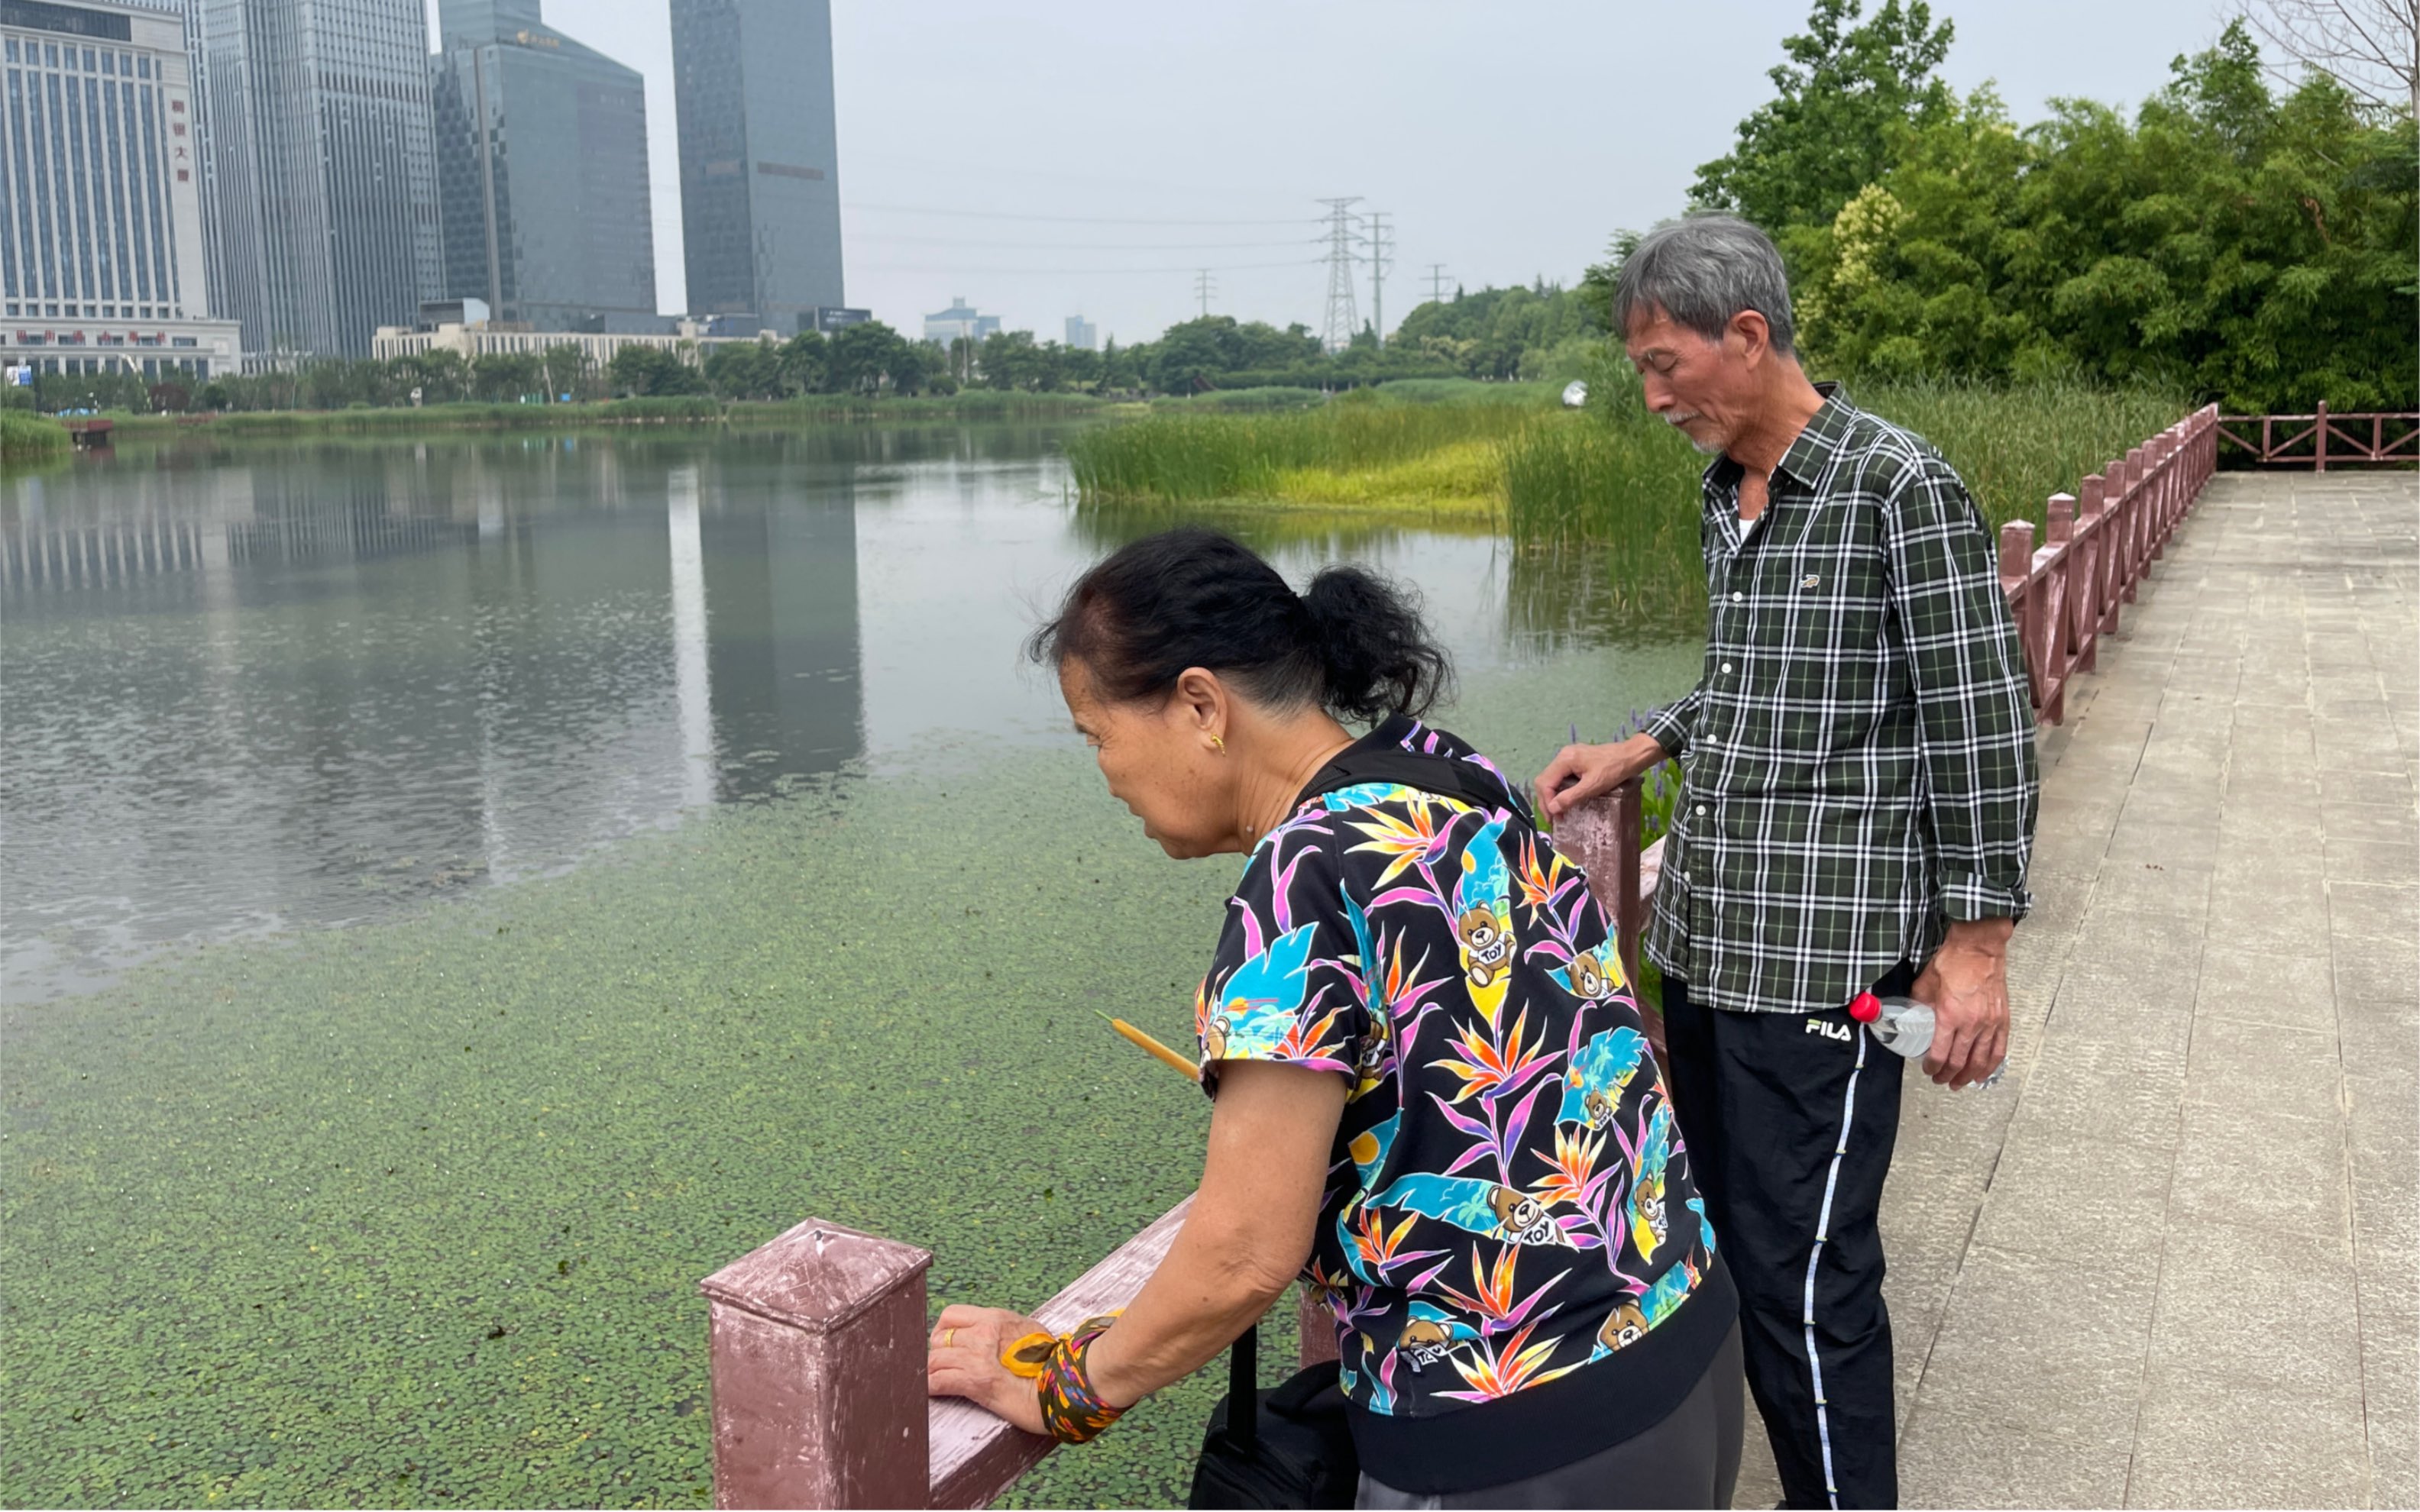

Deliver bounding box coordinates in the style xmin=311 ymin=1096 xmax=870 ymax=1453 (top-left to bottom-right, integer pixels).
xmin=943 ymin=1327 xmax=956 ymax=1349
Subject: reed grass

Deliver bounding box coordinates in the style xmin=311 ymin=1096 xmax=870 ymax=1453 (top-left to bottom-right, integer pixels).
xmin=1147 ymin=386 xmax=1327 ymax=412
xmin=1 ymin=408 xmax=70 ymax=465
xmin=97 ymin=389 xmax=1109 ymax=439
xmin=1860 ymin=377 xmax=2193 ymax=534
xmin=1500 ymin=375 xmax=2197 ymax=547
xmin=1066 ymin=403 xmax=1531 ymax=506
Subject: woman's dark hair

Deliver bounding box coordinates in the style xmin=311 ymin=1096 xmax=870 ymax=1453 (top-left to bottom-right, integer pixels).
xmin=1028 ymin=526 xmax=1452 ymax=723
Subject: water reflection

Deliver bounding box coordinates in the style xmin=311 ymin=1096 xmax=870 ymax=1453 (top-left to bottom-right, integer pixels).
xmin=2 ymin=435 xmax=882 ymax=998
xmin=2 ymin=425 xmax=1702 ymax=1003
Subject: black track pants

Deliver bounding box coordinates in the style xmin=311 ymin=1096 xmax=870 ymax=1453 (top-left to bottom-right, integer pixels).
xmin=1659 ymin=967 xmax=1910 ymax=1510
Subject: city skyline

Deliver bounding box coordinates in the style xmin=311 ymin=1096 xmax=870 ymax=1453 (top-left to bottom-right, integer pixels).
xmin=423 ymin=0 xmax=2241 ymax=348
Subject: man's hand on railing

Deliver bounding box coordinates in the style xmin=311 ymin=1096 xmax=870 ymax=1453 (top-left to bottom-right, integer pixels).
xmin=928 ymin=1306 xmax=1050 ymax=1436
xmin=1535 ymin=733 xmax=1668 ymax=821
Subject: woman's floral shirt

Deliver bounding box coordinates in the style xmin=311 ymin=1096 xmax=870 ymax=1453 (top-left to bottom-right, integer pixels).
xmin=1195 ymin=718 xmax=1714 ymax=1420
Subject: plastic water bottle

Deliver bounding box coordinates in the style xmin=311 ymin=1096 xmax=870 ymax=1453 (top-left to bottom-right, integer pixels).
xmin=1848 ymin=993 xmax=2005 ymax=1088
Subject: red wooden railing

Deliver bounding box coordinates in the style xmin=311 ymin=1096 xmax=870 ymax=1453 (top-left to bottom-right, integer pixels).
xmin=2215 ymin=404 xmax=2419 ymax=469
xmin=697 ymin=779 xmax=1661 ymax=1509
xmin=1996 ymin=404 xmax=2221 ymax=726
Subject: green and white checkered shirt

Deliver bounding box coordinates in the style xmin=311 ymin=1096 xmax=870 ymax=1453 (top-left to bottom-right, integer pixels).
xmin=1642 ymin=385 xmax=2039 ymax=1015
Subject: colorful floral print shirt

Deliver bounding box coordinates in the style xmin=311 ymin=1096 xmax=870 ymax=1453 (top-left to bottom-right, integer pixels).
xmin=1195 ymin=717 xmax=1715 ymax=1420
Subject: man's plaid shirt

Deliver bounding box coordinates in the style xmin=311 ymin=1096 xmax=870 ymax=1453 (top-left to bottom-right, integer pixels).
xmin=1641 ymin=385 xmax=2039 ymax=1014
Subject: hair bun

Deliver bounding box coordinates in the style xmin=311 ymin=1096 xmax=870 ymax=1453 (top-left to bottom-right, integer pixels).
xmin=1299 ymin=565 xmax=1452 ymax=723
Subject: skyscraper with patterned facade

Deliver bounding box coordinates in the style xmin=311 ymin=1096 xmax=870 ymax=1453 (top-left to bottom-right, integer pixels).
xmin=671 ymin=0 xmax=843 ymax=331
xmin=187 ymin=0 xmax=438 ymax=359
xmin=428 ymin=0 xmax=658 ymax=334
xmin=0 ymin=0 xmax=241 ymax=380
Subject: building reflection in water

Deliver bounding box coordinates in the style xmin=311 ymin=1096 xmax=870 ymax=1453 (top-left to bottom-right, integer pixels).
xmin=0 ymin=435 xmax=865 ymax=1000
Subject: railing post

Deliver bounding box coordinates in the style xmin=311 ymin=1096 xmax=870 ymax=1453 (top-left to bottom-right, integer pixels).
xmin=2121 ymin=450 xmax=2146 ymax=597
xmin=700 ymin=1219 xmax=934 ymax=1510
xmin=2316 ymin=399 xmax=2328 ymax=472
xmin=2078 ymin=474 xmax=2110 ymax=659
xmin=1999 ymin=521 xmax=2041 ymax=712
xmin=1556 ymin=778 xmax=1657 ymax=1055
xmin=2044 ymin=493 xmax=2078 ymax=722
xmin=1299 ymin=1288 xmax=1341 ymax=1368
xmin=2046 ymin=491 xmax=2075 ymax=546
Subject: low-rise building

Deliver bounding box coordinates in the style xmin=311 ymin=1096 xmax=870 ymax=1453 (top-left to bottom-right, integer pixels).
xmin=370 ymin=316 xmax=781 ymax=368
xmin=924 ymin=297 xmax=999 ymax=347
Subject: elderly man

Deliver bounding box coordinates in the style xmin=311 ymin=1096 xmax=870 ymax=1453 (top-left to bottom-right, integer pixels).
xmin=1538 ymin=215 xmax=2037 ymax=1510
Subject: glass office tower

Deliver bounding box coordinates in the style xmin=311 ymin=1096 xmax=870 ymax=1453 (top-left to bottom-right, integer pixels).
xmin=190 ymin=0 xmax=440 ymax=359
xmin=429 ymin=0 xmax=658 ymax=333
xmin=671 ymin=0 xmax=842 ymax=330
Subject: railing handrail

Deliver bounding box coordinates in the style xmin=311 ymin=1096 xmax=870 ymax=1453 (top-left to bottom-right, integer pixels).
xmin=2213 ymin=404 xmax=2419 ymax=470
xmin=1995 ymin=403 xmax=2225 ymax=725
xmin=698 ymin=777 xmax=1665 ymax=1508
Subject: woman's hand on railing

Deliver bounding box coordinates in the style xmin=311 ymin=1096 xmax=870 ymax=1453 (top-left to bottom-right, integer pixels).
xmin=928 ymin=1306 xmax=1050 ymax=1436
xmin=1536 ymin=733 xmax=1668 ymax=821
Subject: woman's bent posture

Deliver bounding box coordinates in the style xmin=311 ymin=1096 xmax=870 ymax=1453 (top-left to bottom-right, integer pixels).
xmin=926 ymin=528 xmax=1742 ymax=1508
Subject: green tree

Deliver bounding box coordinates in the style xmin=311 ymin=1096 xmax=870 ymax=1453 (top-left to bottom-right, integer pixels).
xmin=607 ymin=344 xmax=707 ymax=397
xmin=1783 ymin=22 xmax=2417 ymax=409
xmin=472 ymin=351 xmax=544 ymax=402
xmin=1690 ymin=0 xmax=1956 ymax=237
xmin=777 ymin=331 xmax=828 ymax=395
xmin=540 ymin=344 xmax=591 ymax=402
xmin=702 ymin=341 xmax=786 ymax=399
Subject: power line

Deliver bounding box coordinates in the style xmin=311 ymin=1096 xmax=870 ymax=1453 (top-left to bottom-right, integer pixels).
xmin=1193 ymin=269 xmax=1218 ymax=318
xmin=849 ymin=257 xmax=1326 ymax=276
xmin=850 ymin=233 xmax=1324 ymax=250
xmin=843 ymin=202 xmax=1323 ymax=226
xmin=1317 ymin=197 xmax=1360 ymax=354
xmin=1427 ymin=263 xmax=1453 ymax=303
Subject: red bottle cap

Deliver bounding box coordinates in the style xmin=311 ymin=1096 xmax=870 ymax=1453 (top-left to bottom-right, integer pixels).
xmin=1848 ymin=991 xmax=1881 ymax=1024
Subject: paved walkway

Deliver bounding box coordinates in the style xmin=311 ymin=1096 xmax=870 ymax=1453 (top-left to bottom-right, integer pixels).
xmin=1729 ymin=470 xmax=2419 ymax=1509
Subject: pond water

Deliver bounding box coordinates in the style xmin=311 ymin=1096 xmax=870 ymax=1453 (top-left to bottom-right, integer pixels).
xmin=3 ymin=425 xmax=1698 ymax=1003
xmin=0 ymin=425 xmax=1703 ymax=1509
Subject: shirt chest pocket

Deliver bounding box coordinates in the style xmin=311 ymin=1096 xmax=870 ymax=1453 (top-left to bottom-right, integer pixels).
xmin=1742 ymin=531 xmax=1891 ymax=721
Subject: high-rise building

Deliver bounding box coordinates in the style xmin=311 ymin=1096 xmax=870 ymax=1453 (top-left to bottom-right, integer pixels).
xmin=0 ymin=0 xmax=241 ymax=379
xmin=671 ymin=0 xmax=842 ymax=329
xmin=189 ymin=0 xmax=440 ymax=359
xmin=1064 ymin=315 xmax=1096 ymax=351
xmin=429 ymin=0 xmax=658 ymax=334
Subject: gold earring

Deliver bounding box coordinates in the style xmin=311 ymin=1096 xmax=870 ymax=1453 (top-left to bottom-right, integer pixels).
xmin=1210 ymin=735 xmax=1226 ymax=754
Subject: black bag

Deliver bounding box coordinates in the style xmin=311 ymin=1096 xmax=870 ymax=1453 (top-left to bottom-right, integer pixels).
xmin=1186 ymin=1325 xmax=1358 ymax=1509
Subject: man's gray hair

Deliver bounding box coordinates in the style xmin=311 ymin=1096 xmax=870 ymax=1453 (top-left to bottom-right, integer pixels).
xmin=1612 ymin=214 xmax=1797 ymax=356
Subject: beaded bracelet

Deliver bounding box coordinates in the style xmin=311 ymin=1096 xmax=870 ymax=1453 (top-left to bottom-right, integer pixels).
xmin=1035 ymin=1319 xmax=1124 ymax=1445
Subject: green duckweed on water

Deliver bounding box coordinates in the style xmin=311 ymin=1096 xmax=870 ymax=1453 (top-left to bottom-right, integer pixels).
xmin=0 ymin=636 xmax=1698 ymax=1510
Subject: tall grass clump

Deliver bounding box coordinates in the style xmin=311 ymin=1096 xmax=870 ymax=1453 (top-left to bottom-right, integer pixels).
xmin=1067 ymin=403 xmax=1532 ymax=506
xmin=1148 ymin=387 xmax=1327 ymax=412
xmin=1506 ymin=371 xmax=2197 ymax=547
xmin=1855 ymin=376 xmax=2194 ymax=535
xmin=1363 ymin=378 xmax=1562 ymax=408
xmin=1 ymin=409 xmax=70 ymax=465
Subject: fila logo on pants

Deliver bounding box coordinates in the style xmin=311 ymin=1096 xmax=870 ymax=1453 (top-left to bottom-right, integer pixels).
xmin=1804 ymin=1018 xmax=1854 ymax=1043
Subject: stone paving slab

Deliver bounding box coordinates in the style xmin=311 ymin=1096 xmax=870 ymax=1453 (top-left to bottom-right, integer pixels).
xmin=1728 ymin=471 xmax=2418 ymax=1510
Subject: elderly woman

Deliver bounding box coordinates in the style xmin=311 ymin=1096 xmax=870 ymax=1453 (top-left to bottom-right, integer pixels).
xmin=927 ymin=528 xmax=1742 ymax=1508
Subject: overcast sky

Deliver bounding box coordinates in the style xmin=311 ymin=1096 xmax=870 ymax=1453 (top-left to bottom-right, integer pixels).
xmin=444 ymin=1 xmax=2243 ymax=342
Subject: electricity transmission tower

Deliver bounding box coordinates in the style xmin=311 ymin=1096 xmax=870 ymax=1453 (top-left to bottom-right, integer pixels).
xmin=1362 ymin=210 xmax=1393 ymax=349
xmin=1193 ymin=269 xmax=1217 ymax=318
xmin=1317 ymin=197 xmax=1361 ymax=354
xmin=1426 ymin=263 xmax=1452 ymax=303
